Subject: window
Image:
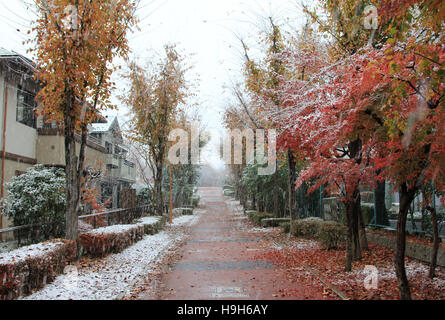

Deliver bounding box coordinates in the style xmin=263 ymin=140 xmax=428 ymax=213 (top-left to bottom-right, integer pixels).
xmin=16 ymin=86 xmax=36 ymax=128
xmin=15 ymin=170 xmax=26 ymax=176
xmin=105 ymin=142 xmax=112 ymax=154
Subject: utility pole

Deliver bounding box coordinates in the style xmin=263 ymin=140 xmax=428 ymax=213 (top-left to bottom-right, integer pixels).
xmin=169 ymin=163 xmax=173 ymax=224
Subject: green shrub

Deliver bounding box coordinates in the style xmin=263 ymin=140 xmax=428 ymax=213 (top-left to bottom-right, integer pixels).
xmin=291 ymin=218 xmax=323 ymax=238
xmin=280 ymin=221 xmax=290 ymax=233
xmin=1 ymin=164 xmax=66 ymax=243
xmin=262 ymin=218 xmax=290 ymax=227
xmin=249 ymin=212 xmax=273 ymax=225
xmin=318 ymin=221 xmax=347 ymax=249
xmin=191 ymin=195 xmax=200 ymax=207
xmin=289 ymin=218 xmax=346 ymax=250
xmin=182 ymin=208 xmax=193 ymax=215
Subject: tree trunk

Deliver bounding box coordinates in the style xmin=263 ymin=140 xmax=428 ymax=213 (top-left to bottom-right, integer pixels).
xmin=288 ymin=150 xmax=296 ymax=220
xmin=347 ymin=138 xmax=366 ymax=253
xmin=345 ymin=214 xmax=353 ymax=272
xmin=273 ymin=160 xmax=279 ymax=217
xmin=357 ymin=192 xmax=369 ymax=251
xmin=344 ymin=200 xmax=361 ymax=271
xmin=396 ymin=183 xmax=415 ymax=300
xmin=252 ymin=193 xmax=256 ymax=210
xmin=258 ymin=184 xmax=263 ymax=212
xmin=64 ymin=128 xmax=79 ymax=243
xmin=427 ymin=205 xmax=439 ymax=279
xmin=375 ymin=178 xmax=389 ymax=226
xmin=153 ymin=160 xmax=164 ymax=216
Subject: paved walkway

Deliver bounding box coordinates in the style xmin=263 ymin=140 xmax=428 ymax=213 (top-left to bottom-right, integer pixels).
xmin=147 ymin=187 xmax=324 ymax=300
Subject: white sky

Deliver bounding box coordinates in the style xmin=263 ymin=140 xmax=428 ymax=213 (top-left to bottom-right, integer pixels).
xmin=0 ymin=0 xmax=309 ymax=168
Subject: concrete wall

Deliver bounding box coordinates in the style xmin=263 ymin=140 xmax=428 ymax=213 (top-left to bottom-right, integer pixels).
xmin=367 ymin=232 xmax=445 ymax=267
xmin=36 ymin=134 xmax=106 ymax=169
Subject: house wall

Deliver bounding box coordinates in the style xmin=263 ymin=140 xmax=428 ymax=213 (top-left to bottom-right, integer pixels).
xmin=0 ymin=74 xmax=39 ymax=230
xmin=36 ymin=135 xmax=106 ymax=169
xmin=0 ymin=74 xmax=38 ymax=160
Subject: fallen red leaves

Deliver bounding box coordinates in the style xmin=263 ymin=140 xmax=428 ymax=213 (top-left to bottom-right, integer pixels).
xmin=255 ymin=231 xmax=445 ymax=300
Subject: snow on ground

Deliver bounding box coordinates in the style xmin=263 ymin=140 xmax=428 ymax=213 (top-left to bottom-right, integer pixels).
xmin=289 ymin=240 xmax=319 ymax=250
xmin=21 ymin=214 xmax=202 ymax=300
xmin=331 ymin=259 xmax=445 ymax=292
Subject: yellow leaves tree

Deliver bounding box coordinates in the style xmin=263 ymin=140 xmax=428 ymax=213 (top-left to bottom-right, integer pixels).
xmin=30 ymin=0 xmax=138 ymax=243
xmin=122 ymin=45 xmax=189 ymax=216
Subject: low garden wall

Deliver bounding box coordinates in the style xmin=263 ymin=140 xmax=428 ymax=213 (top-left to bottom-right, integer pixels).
xmin=366 ymin=232 xmax=445 ymax=267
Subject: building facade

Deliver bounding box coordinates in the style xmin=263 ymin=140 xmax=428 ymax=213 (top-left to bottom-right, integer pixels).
xmin=0 ymin=48 xmax=136 ymax=229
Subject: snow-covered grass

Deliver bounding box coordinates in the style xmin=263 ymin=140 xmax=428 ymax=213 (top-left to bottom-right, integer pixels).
xmin=21 ymin=214 xmax=201 ymax=300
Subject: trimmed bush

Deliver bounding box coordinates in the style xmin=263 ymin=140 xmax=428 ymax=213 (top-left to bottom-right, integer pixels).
xmin=172 ymin=208 xmax=183 ymax=217
xmin=173 ymin=207 xmax=193 ymax=216
xmin=182 ymin=208 xmax=193 ymax=215
xmin=318 ymin=221 xmax=347 ymax=249
xmin=0 ymin=239 xmax=76 ymax=300
xmin=1 ymin=165 xmax=66 ymax=244
xmin=261 ymin=218 xmax=290 ymax=228
xmin=290 ymin=218 xmax=346 ymax=250
xmin=79 ymin=224 xmax=144 ymax=257
xmin=280 ymin=221 xmax=291 ymax=233
xmin=191 ymin=195 xmax=200 ymax=207
xmin=248 ymin=212 xmax=274 ymax=226
xmin=291 ymin=218 xmax=323 ymax=238
xmin=223 ymin=189 xmax=235 ymax=197
xmin=137 ymin=216 xmax=165 ymax=235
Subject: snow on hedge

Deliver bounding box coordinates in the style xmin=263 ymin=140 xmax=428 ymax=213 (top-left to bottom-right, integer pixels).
xmin=137 ymin=216 xmax=161 ymax=226
xmin=22 ymin=232 xmax=173 ymax=300
xmin=1 ymin=239 xmax=75 ymax=299
xmin=0 ymin=241 xmax=63 ymax=265
xmin=85 ymin=223 xmax=141 ymax=236
xmin=21 ymin=213 xmax=201 ymax=300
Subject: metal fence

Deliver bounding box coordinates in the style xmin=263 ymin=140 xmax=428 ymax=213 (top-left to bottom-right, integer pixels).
xmin=318 ymin=183 xmax=445 ymax=238
xmin=0 ymin=205 xmax=155 ymax=251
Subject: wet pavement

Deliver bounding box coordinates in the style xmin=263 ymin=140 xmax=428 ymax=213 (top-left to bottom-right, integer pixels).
xmin=144 ymin=187 xmax=324 ymax=300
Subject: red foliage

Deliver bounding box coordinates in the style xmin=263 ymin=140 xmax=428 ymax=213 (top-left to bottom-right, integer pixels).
xmin=257 ymin=237 xmax=445 ymax=299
